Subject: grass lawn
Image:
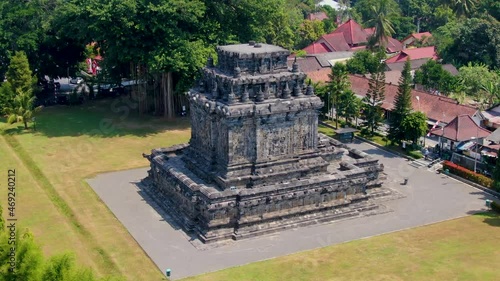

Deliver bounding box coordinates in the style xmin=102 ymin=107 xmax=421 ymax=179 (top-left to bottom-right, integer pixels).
xmin=182 ymin=213 xmax=500 ymax=281
xmin=1 ymin=99 xmax=191 ymax=280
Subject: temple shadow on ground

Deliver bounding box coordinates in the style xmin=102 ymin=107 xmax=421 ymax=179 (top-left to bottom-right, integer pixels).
xmin=134 ymin=180 xmax=204 ymax=244
xmin=3 ymin=99 xmax=191 ymax=138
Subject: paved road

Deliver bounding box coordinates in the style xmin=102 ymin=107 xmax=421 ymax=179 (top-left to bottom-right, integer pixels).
xmin=87 ymin=140 xmax=496 ymax=280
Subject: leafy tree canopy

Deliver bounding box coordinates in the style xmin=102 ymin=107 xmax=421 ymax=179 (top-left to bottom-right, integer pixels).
xmin=346 ymin=50 xmax=386 ymax=75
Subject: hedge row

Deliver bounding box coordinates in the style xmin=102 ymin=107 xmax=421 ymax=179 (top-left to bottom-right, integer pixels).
xmin=408 ymin=150 xmax=423 ymax=159
xmin=442 ymin=160 xmax=494 ymax=189
xmin=492 ymin=201 xmax=500 ymax=213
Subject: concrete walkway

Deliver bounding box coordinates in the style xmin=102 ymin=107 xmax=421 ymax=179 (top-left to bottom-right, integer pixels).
xmin=87 ymin=140 xmax=495 ymax=280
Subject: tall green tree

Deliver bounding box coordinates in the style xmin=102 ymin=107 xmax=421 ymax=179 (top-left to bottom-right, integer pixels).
xmin=366 ymin=0 xmax=397 ymax=47
xmin=337 ymin=90 xmax=362 ymax=125
xmin=2 ymin=52 xmax=39 ymax=129
xmin=388 ymin=58 xmax=413 ymax=144
xmin=328 ymin=63 xmax=351 ymax=128
xmin=400 ymin=111 xmax=428 ymax=144
xmin=5 ymin=52 xmax=35 ymax=96
xmin=1 ymin=51 xmax=36 ymax=116
xmin=442 ymin=0 xmax=476 ymax=18
xmin=362 ymin=64 xmax=386 ymax=134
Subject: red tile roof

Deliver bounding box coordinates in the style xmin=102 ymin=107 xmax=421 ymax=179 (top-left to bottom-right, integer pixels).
xmin=303 ymin=42 xmax=332 ymax=54
xmin=430 ymin=115 xmax=491 ymax=141
xmin=385 ymin=37 xmax=403 ymax=53
xmin=412 ymin=32 xmax=432 ymax=40
xmin=347 ymin=75 xmax=477 ymax=123
xmin=306 ymin=68 xmax=331 ymax=83
xmin=306 ymin=71 xmax=478 ymax=123
xmin=386 ymin=46 xmax=437 ymax=64
xmin=307 ymin=12 xmax=329 ymax=21
xmin=320 ymin=33 xmax=351 ymax=52
xmin=364 ymin=27 xmax=375 ymax=37
xmin=332 ymin=19 xmax=368 ymax=45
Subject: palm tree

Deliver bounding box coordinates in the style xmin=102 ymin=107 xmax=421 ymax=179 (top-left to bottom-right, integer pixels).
xmin=442 ymin=0 xmax=476 ymax=18
xmin=328 ymin=63 xmax=351 ymax=128
xmin=5 ymin=89 xmax=41 ymax=129
xmin=337 ymin=0 xmax=352 ymax=24
xmin=481 ymin=80 xmax=500 ymax=108
xmin=367 ymin=0 xmax=396 ymax=47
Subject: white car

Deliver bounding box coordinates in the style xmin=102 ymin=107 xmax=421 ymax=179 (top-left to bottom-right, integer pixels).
xmin=69 ymin=77 xmax=84 ymax=84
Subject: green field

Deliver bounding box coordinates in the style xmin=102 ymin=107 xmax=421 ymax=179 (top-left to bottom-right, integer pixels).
xmin=1 ymin=99 xmax=191 ymax=280
xmin=1 ymin=100 xmax=499 ymax=281
xmin=182 ymin=213 xmax=500 ymax=281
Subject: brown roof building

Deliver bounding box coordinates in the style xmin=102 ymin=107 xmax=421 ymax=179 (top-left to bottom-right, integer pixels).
xmin=302 ymin=19 xmax=402 ymax=54
xmin=430 ymin=114 xmax=490 ymax=142
xmin=306 ymin=69 xmax=479 ymax=124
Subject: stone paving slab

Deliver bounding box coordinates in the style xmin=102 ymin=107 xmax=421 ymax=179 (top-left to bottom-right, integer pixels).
xmin=87 ymin=140 xmax=496 ymax=280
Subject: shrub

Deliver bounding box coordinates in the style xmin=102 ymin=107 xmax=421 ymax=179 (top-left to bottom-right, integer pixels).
xmin=408 ymin=150 xmax=423 ymax=159
xmin=442 ymin=160 xmax=494 ymax=189
xmin=491 ymin=201 xmax=500 ymax=213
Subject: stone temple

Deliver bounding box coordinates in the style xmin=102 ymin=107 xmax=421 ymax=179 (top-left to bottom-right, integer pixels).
xmin=143 ymin=42 xmax=387 ymax=243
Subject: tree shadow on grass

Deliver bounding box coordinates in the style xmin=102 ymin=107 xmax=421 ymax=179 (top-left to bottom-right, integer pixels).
xmin=479 ymin=212 xmax=500 ymax=227
xmin=4 ymin=99 xmax=191 ymax=138
xmin=466 ymin=211 xmax=500 ymax=227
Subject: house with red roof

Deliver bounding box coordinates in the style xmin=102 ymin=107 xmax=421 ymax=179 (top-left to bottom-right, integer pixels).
xmin=306 ymin=12 xmax=329 ymax=21
xmin=304 ymin=68 xmax=480 ymax=124
xmin=302 ymin=19 xmax=403 ymax=55
xmin=385 ymin=46 xmax=438 ymax=64
xmin=430 ymin=114 xmax=491 ymax=151
xmin=401 ymin=32 xmax=432 ymax=48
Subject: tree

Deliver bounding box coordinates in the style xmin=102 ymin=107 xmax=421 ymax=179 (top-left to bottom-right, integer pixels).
xmin=366 ymin=0 xmax=397 ymax=46
xmin=391 ymin=16 xmax=416 ymax=40
xmin=443 ymin=0 xmax=476 ymax=18
xmin=0 ymin=82 xmax=15 ymax=114
xmin=353 ymin=0 xmax=400 ymax=25
xmin=337 ymin=90 xmax=362 ymax=125
xmin=401 ymin=111 xmax=427 ymax=144
xmin=362 ymin=64 xmax=386 ymax=134
xmin=413 ymin=59 xmax=458 ymax=94
xmin=443 ymin=17 xmax=500 ymax=68
xmin=480 ymin=80 xmax=500 ymax=108
xmin=5 ymin=52 xmax=35 ymax=97
xmin=4 ymin=89 xmax=41 ymax=129
xmin=2 ymin=52 xmax=39 ymax=129
xmin=337 ymin=0 xmax=353 ymax=24
xmin=493 ymin=149 xmax=500 ymax=191
xmin=457 ymin=62 xmax=500 ymax=101
xmin=346 ymin=50 xmax=386 ymax=75
xmin=328 ymin=63 xmax=351 ymax=128
xmin=388 ymin=58 xmax=413 ymax=144
xmin=297 ymin=20 xmax=326 ymax=49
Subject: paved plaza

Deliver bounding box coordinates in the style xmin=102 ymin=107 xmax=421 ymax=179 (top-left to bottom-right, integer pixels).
xmin=87 ymin=140 xmax=496 ymax=280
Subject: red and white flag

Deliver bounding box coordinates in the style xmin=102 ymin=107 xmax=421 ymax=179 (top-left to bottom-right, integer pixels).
xmin=427 ymin=120 xmax=440 ymax=137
